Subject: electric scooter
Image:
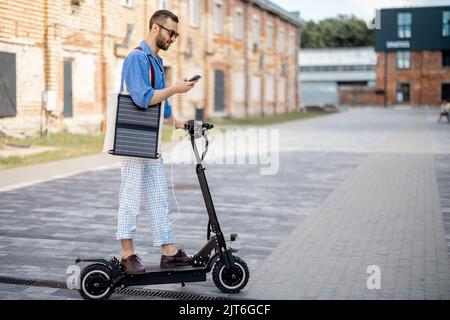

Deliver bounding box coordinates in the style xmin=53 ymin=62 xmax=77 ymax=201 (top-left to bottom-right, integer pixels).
xmin=75 ymin=120 xmax=250 ymax=300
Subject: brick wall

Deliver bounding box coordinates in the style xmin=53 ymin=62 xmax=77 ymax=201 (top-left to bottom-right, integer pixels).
xmin=0 ymin=0 xmax=300 ymax=136
xmin=376 ymin=51 xmax=450 ymax=106
xmin=339 ymin=87 xmax=384 ymax=106
xmin=0 ymin=0 xmax=47 ymax=135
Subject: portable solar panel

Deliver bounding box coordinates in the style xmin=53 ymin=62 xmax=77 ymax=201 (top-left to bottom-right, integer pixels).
xmin=109 ymin=94 xmax=163 ymax=159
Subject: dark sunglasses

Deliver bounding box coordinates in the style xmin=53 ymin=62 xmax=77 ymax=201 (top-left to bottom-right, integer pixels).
xmin=156 ymin=24 xmax=179 ymax=39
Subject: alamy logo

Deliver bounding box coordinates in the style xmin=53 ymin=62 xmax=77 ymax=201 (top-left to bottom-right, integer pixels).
xmin=367 ymin=10 xmax=381 ymax=30
xmin=66 ymin=265 xmax=81 ymax=290
xmin=366 ymin=265 xmax=381 ymax=290
xmin=170 ymin=128 xmax=280 ymax=176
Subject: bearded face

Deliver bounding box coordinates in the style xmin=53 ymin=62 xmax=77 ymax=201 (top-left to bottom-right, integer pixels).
xmin=156 ymin=31 xmax=171 ymax=51
xmin=155 ymin=19 xmax=178 ymax=51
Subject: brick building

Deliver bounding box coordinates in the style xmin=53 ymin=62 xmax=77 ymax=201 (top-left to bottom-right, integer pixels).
xmin=0 ymin=0 xmax=300 ymax=137
xmin=374 ymin=5 xmax=450 ymax=107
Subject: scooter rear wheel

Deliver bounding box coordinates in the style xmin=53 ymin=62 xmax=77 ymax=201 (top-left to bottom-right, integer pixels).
xmin=212 ymin=256 xmax=249 ymax=293
xmin=79 ymin=264 xmax=113 ymax=300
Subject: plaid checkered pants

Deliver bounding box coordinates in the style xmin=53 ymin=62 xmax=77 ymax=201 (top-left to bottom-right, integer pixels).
xmin=116 ymin=156 xmax=174 ymax=246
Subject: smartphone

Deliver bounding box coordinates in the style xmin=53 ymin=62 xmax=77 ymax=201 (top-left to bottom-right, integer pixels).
xmin=187 ymin=75 xmax=201 ymax=82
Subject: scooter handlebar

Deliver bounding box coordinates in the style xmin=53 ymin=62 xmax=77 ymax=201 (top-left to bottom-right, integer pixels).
xmin=184 ymin=120 xmax=214 ymax=131
xmin=202 ymin=122 xmax=214 ymax=130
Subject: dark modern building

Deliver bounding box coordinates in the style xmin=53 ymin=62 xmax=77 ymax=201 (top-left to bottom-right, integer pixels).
xmin=374 ymin=5 xmax=450 ymax=106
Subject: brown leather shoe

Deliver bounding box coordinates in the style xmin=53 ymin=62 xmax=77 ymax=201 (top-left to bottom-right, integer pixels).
xmin=160 ymin=249 xmax=193 ymax=268
xmin=121 ymin=254 xmax=145 ymax=274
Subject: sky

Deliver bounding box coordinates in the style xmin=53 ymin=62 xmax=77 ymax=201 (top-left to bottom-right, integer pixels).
xmin=273 ymin=0 xmax=450 ymax=22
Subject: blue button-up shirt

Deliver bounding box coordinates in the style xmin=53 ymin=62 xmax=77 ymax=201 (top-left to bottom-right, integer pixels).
xmin=120 ymin=40 xmax=172 ymax=119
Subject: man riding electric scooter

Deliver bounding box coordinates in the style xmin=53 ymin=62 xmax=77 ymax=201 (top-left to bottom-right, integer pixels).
xmin=117 ymin=9 xmax=198 ymax=274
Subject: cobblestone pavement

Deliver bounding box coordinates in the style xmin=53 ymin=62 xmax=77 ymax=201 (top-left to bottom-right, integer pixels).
xmin=1 ymin=107 xmax=449 ymax=300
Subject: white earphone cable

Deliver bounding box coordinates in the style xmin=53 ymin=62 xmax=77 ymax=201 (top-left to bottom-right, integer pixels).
xmin=169 ymin=118 xmax=180 ymax=226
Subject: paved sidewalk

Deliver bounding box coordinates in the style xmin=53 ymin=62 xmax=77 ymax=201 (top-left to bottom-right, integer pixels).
xmin=246 ymin=152 xmax=450 ymax=299
xmin=245 ymin=108 xmax=450 ymax=299
xmin=0 ymin=153 xmax=120 ymax=193
xmin=1 ymin=107 xmax=450 ymax=300
xmin=0 ymin=143 xmax=176 ymax=192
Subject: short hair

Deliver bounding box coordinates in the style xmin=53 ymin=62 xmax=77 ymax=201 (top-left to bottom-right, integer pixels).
xmin=149 ymin=10 xmax=179 ymax=30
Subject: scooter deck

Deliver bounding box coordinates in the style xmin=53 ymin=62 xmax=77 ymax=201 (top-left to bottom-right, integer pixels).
xmin=141 ymin=265 xmax=204 ymax=273
xmin=120 ymin=265 xmax=207 ymax=286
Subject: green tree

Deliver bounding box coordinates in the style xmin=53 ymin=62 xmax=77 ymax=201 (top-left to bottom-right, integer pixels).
xmin=301 ymin=15 xmax=373 ymax=48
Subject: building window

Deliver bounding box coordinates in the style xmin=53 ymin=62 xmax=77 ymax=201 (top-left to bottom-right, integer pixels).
xmin=289 ymin=33 xmax=295 ymax=54
xmin=214 ymin=2 xmax=222 ymax=35
xmin=397 ymin=51 xmax=411 ymax=69
xmin=443 ymin=51 xmax=450 ymax=67
xmin=443 ymin=11 xmax=450 ymax=37
xmin=442 ymin=83 xmax=450 ymax=102
xmin=396 ymin=83 xmax=410 ymax=103
xmin=251 ymin=76 xmax=261 ymax=102
xmin=281 ymin=63 xmax=287 ymax=77
xmin=71 ymin=0 xmax=84 ymax=13
xmin=300 ymin=65 xmax=376 ymax=72
xmin=397 ymin=12 xmax=411 ymax=39
xmin=214 ymin=70 xmax=225 ymax=112
xmin=0 ymin=52 xmax=16 ymax=117
xmin=235 ymin=11 xmax=242 ymax=40
xmin=159 ymin=0 xmax=171 ymax=9
xmin=278 ymin=30 xmax=285 ymax=52
xmin=253 ymin=18 xmax=260 ymax=46
xmin=120 ymin=0 xmax=132 ymax=7
xmin=266 ymin=25 xmax=273 ymax=49
xmin=189 ymin=0 xmax=199 ymax=27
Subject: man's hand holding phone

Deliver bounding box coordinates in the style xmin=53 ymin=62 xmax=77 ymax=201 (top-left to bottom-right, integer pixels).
xmin=187 ymin=75 xmax=201 ymax=82
xmin=173 ymin=75 xmax=201 ymax=94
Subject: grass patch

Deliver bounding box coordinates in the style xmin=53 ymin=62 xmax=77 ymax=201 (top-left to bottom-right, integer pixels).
xmin=210 ymin=111 xmax=327 ymax=127
xmin=0 ymin=126 xmax=179 ymax=170
xmin=0 ymin=111 xmax=328 ymax=170
xmin=162 ymin=124 xmax=178 ymax=142
xmin=0 ymin=131 xmax=105 ymax=170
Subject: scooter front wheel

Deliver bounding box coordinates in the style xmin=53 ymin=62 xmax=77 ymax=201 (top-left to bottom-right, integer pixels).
xmin=79 ymin=264 xmax=113 ymax=300
xmin=212 ymin=256 xmax=249 ymax=293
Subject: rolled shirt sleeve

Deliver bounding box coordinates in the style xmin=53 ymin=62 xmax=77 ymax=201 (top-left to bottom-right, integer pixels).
xmin=164 ymin=98 xmax=172 ymax=119
xmin=124 ymin=53 xmax=154 ymax=109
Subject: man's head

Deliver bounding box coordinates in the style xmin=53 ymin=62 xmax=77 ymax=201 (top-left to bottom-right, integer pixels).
xmin=149 ymin=10 xmax=179 ymax=51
